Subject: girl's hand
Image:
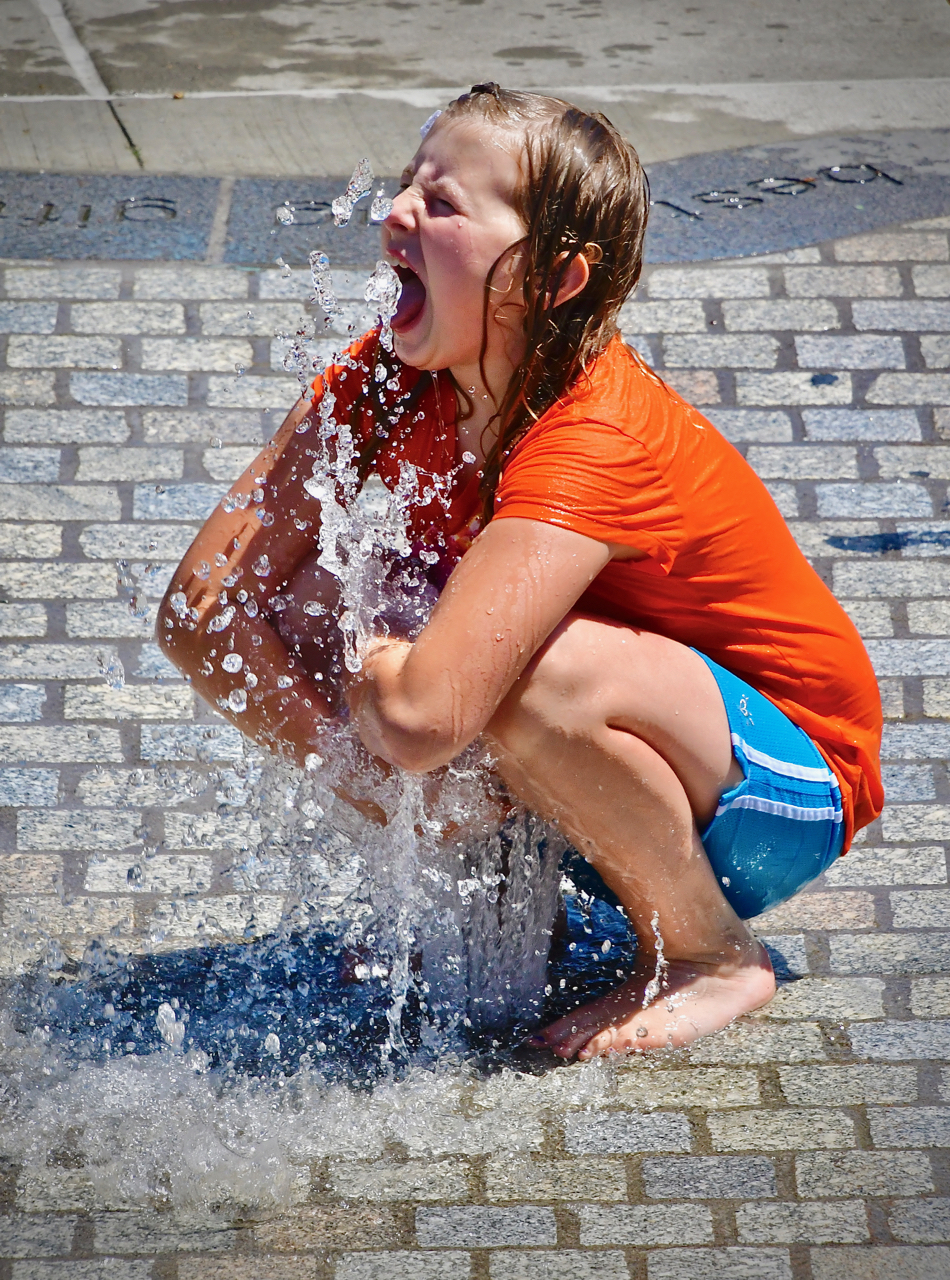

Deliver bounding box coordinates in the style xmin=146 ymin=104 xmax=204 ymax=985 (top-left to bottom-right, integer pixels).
xmin=349 ymin=639 xmax=413 ymax=761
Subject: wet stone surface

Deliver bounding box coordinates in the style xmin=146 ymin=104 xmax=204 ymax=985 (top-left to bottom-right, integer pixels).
xmin=2 ymin=129 xmax=949 ymax=265
xmin=0 ymin=219 xmax=950 ymax=1275
xmin=0 ymin=174 xmax=221 ymax=263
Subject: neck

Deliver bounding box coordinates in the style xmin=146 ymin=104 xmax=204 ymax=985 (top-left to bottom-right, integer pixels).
xmin=449 ymin=343 xmax=519 ymax=472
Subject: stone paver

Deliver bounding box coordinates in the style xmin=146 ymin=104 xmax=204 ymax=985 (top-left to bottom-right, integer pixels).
xmin=0 ymin=218 xmax=948 ymax=1276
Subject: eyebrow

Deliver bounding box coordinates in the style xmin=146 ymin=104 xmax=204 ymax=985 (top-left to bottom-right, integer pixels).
xmin=402 ymin=162 xmax=465 ymax=206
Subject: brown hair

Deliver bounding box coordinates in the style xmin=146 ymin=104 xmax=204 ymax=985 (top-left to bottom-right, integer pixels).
xmin=437 ymin=84 xmax=650 ymax=520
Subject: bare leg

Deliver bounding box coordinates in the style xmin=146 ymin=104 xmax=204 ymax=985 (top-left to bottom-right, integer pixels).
xmin=486 ymin=615 xmax=775 ymax=1059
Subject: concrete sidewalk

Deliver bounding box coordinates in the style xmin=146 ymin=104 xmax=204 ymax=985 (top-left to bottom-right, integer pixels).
xmin=3 ymin=79 xmax=950 ymax=179
xmin=3 ymin=0 xmax=950 ymax=175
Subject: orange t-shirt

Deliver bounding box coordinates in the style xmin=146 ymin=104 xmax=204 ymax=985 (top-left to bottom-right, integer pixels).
xmin=314 ymin=332 xmax=883 ymax=848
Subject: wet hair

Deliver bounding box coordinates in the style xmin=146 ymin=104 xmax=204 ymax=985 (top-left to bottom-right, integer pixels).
xmin=437 ymin=83 xmax=650 ymax=520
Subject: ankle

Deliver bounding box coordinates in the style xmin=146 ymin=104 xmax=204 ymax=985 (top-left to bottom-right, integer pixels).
xmin=643 ymin=935 xmax=770 ymax=973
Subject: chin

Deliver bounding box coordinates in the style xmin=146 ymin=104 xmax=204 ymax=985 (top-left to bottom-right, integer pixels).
xmin=392 ymin=331 xmax=436 ymax=371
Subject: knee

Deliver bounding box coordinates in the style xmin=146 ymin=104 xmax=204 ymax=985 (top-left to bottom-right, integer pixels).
xmin=490 ymin=614 xmax=607 ymax=746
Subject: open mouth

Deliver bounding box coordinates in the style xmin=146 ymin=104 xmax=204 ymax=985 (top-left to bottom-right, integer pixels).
xmin=392 ymin=264 xmax=427 ymax=333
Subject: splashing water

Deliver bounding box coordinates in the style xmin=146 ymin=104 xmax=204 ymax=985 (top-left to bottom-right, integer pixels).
xmin=364 ymin=259 xmax=401 ymax=353
xmin=308 ymin=249 xmax=340 ymax=321
xmin=0 ymin=242 xmax=639 ymax=1217
xmin=641 ymin=909 xmax=669 ymax=1008
xmin=331 ymin=157 xmax=374 ymax=226
xmin=156 ymin=1001 xmax=186 ymax=1051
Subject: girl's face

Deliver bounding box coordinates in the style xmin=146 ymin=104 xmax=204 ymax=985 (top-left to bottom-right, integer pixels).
xmin=382 ymin=117 xmax=528 ymax=379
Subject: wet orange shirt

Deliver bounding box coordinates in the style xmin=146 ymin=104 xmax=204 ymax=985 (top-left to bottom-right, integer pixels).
xmin=316 ymin=333 xmax=883 ymax=848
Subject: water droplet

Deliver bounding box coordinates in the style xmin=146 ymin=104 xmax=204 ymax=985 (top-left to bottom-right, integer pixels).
xmin=370 ymin=187 xmax=393 ymax=222
xmin=264 ymin=1032 xmax=281 ymax=1056
xmin=252 ymin=555 xmax=272 ymax=577
xmin=196 ymin=560 xmax=211 ymax=580
xmin=276 ymin=675 xmax=293 ymax=689
xmin=117 ymin=559 xmax=150 ymax=618
xmin=275 ymin=204 xmax=294 ymax=226
xmin=302 ymin=600 xmax=325 ymax=616
xmin=209 ymin=436 xmax=223 ymax=448
xmin=462 ymin=451 xmax=476 ymax=464
xmin=227 ymin=687 xmax=248 ymax=713
xmin=208 ymin=606 xmax=235 ymax=632
xmin=156 ymin=1001 xmax=185 ymax=1051
xmin=222 ymin=654 xmax=243 ymax=673
xmin=97 ymin=651 xmax=125 ymax=690
xmin=308 ymin=249 xmax=340 ymax=323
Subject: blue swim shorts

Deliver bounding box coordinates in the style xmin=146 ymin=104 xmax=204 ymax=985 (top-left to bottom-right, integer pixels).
xmin=695 ymin=651 xmax=845 ymax=921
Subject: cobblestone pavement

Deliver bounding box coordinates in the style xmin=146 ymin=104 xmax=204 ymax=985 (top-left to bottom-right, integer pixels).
xmin=1 ymin=218 xmax=950 ymax=1277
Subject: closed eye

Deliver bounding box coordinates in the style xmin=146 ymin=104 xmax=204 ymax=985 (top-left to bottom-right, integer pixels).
xmin=428 ymin=195 xmax=458 ymax=216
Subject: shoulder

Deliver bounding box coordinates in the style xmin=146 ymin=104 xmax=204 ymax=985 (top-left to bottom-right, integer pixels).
xmin=503 ymin=337 xmax=666 ymax=467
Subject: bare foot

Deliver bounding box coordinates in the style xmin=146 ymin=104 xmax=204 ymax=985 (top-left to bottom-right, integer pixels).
xmin=532 ymin=940 xmax=776 ymax=1060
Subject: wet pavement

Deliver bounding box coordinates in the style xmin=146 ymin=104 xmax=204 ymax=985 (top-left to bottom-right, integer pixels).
xmin=3 ymin=1 xmax=950 ymax=176
xmin=2 ymin=3 xmax=950 ymax=1275
xmin=7 ymin=0 xmax=950 ymax=96
xmin=1 ymin=217 xmax=950 ymax=1276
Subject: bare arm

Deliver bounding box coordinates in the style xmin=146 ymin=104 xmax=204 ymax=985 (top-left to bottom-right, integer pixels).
xmin=157 ymin=395 xmax=337 ymax=768
xmin=349 ymin=516 xmax=618 ymax=772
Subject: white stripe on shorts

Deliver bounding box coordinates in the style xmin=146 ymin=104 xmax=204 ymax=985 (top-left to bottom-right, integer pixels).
xmin=731 ymin=733 xmax=838 ymax=785
xmin=715 ymin=793 xmax=843 ymax=824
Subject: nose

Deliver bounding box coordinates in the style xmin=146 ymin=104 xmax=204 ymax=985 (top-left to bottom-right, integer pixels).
xmin=384 ymin=184 xmax=416 ymax=237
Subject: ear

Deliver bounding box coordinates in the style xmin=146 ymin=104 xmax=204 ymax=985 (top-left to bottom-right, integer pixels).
xmin=551 ymin=251 xmax=590 ymax=308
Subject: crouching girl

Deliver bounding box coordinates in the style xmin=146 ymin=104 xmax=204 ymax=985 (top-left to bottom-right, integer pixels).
xmin=159 ymin=85 xmax=883 ymax=1060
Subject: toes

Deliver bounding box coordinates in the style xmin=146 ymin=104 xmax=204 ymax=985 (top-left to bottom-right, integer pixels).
xmin=577 ymin=1026 xmax=618 ymax=1060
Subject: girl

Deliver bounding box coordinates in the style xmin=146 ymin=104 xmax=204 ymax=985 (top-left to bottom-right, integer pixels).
xmin=160 ymin=85 xmax=883 ymax=1061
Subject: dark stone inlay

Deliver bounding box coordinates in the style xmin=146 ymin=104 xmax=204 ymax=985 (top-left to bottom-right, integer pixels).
xmin=0 ymin=129 xmax=947 ymax=266
xmin=644 ymin=127 xmax=950 ymax=262
xmin=0 ymin=173 xmax=219 ymax=261
xmin=223 ymin=176 xmax=399 ymax=268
